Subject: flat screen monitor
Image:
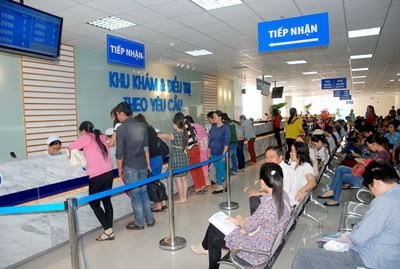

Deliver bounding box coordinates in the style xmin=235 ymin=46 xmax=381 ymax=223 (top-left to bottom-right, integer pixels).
xmin=271 ymin=86 xmax=284 ymax=98
xmin=256 ymin=78 xmax=271 ymax=96
xmin=0 ymin=0 xmax=63 ymax=59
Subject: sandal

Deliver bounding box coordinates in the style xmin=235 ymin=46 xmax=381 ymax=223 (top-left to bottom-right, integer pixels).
xmin=96 ymin=231 xmax=115 ymax=241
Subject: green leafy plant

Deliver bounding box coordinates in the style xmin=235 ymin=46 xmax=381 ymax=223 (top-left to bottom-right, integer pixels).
xmin=271 ymin=102 xmax=287 ymax=112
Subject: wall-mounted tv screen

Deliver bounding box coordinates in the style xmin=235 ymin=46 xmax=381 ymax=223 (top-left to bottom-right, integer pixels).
xmin=271 ymin=86 xmax=284 ymax=98
xmin=0 ymin=0 xmax=63 ymax=59
xmin=256 ymin=78 xmax=271 ymax=96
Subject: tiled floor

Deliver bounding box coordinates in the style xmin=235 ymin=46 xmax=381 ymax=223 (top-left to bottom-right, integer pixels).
xmin=16 ymin=158 xmax=356 ymax=269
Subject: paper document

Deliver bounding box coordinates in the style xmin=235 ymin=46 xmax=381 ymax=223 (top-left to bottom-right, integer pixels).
xmin=208 ymin=211 xmax=239 ymax=235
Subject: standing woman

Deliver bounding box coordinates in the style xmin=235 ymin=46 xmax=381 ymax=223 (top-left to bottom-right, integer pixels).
xmin=181 ymin=114 xmax=206 ymax=194
xmin=134 ymin=114 xmax=168 ymax=212
xmin=185 ymin=115 xmax=210 ymax=187
xmin=67 ymin=121 xmax=114 ymax=241
xmin=365 ymin=105 xmax=376 ymax=126
xmin=209 ymin=110 xmax=231 ymax=194
xmin=285 ymin=108 xmax=304 ymax=161
xmin=158 ymin=113 xmax=189 ymax=203
xmin=233 ymin=119 xmax=246 ymax=171
xmin=272 ymin=109 xmax=282 ymax=148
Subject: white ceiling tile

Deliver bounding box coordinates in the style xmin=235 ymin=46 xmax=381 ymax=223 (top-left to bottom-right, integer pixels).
xmin=174 ymin=12 xmax=220 ymax=27
xmin=143 ymin=19 xmax=186 ymax=31
xmin=120 ymin=8 xmax=167 ymax=25
xmin=152 ymin=0 xmax=203 ymax=17
xmin=193 ymin=23 xmax=234 ymax=34
xmin=24 ymin=0 xmax=77 ymax=12
xmin=208 ymin=4 xmax=258 ymax=21
xmin=85 ymin=0 xmax=143 ymax=15
xmin=55 ymin=5 xmax=109 ymax=22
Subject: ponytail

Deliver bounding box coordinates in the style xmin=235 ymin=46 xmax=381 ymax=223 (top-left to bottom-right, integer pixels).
xmin=79 ymin=121 xmax=108 ymax=159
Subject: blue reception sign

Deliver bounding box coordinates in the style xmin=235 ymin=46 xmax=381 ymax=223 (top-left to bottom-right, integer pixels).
xmin=322 ymin=78 xmax=347 ymax=89
xmin=340 ymin=95 xmax=352 ymax=101
xmin=334 ymin=90 xmax=350 ymax=97
xmin=107 ymin=35 xmax=145 ymax=68
xmin=258 ymin=12 xmax=329 ymax=52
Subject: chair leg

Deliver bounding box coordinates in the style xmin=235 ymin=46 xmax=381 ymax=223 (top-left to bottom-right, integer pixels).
xmin=302 ymin=208 xmax=323 ymax=228
xmin=308 ymin=194 xmax=328 ymax=213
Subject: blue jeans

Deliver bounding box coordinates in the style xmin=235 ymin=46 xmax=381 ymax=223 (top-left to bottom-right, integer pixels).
xmin=212 ymin=155 xmax=226 ymax=185
xmin=292 ymin=248 xmax=364 ymax=269
xmin=229 ymin=144 xmax=238 ymax=173
xmin=150 ymin=155 xmax=163 ymax=176
xmin=330 ymin=165 xmax=362 ymax=202
xmin=124 ymin=166 xmax=154 ymax=227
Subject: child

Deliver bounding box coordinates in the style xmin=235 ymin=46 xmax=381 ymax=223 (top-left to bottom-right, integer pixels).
xmin=311 ymin=134 xmax=330 ymax=171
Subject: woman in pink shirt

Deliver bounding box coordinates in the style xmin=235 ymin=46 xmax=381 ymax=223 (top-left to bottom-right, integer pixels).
xmin=68 ymin=121 xmax=114 ymax=241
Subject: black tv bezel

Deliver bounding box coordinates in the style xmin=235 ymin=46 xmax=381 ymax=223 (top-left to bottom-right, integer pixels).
xmin=257 ymin=78 xmax=271 ymax=96
xmin=0 ymin=0 xmax=63 ymax=60
xmin=271 ymin=86 xmax=284 ymax=98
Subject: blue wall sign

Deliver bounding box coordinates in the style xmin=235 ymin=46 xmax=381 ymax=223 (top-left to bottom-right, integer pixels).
xmin=340 ymin=95 xmax=352 ymax=101
xmin=107 ymin=35 xmax=145 ymax=68
xmin=346 ymin=101 xmax=354 ymax=104
xmin=333 ymin=89 xmax=350 ymax=97
xmin=322 ymin=78 xmax=347 ymax=89
xmin=258 ymin=12 xmax=329 ymax=52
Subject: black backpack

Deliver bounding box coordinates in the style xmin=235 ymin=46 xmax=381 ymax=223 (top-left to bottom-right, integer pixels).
xmin=158 ymin=138 xmax=169 ymax=158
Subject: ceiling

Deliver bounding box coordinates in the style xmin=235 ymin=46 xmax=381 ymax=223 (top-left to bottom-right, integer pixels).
xmin=24 ymin=0 xmax=400 ymax=98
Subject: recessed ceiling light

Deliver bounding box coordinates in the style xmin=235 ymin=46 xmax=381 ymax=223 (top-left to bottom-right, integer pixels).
xmin=87 ymin=16 xmax=135 ymax=30
xmin=184 ymin=49 xmax=213 ymax=56
xmin=351 ymin=68 xmax=369 ymax=72
xmin=192 ymin=0 xmax=242 ymax=10
xmin=310 ymin=78 xmax=321 ymax=81
xmin=350 ymin=54 xmax=373 ymax=60
xmin=398 ymin=79 xmax=400 ymax=81
xmin=353 ymin=81 xmax=365 ymax=84
xmin=348 ymin=27 xmax=380 ymax=38
xmin=261 ymin=75 xmax=272 ymax=78
xmin=353 ymin=76 xmax=366 ymax=79
xmin=397 ymin=73 xmax=400 ymax=76
xmin=390 ymin=79 xmax=395 ymax=82
xmin=302 ymin=71 xmax=318 ymax=75
xmin=286 ymin=60 xmax=307 ymax=65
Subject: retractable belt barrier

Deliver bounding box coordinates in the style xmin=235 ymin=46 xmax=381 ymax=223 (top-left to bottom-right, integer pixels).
xmin=0 ymin=153 xmax=239 ymax=269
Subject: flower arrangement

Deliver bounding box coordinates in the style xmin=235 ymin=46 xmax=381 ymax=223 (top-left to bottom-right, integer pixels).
xmin=320 ymin=108 xmax=330 ymax=120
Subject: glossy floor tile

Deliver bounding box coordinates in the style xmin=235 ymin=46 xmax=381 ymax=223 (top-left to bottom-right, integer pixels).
xmin=16 ymin=158 xmax=353 ymax=269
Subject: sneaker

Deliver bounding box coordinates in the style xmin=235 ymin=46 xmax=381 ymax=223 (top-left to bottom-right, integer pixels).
xmin=191 ymin=244 xmax=208 ymax=255
xmin=231 ymin=171 xmax=238 ymax=175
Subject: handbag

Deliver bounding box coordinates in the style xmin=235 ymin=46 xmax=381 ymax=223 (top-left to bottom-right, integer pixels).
xmin=351 ymin=163 xmax=365 ymax=177
xmin=68 ymin=149 xmax=87 ymax=167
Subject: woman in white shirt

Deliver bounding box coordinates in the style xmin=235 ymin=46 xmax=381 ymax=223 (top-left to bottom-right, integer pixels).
xmin=289 ymin=142 xmax=317 ymax=202
xmin=295 ymin=135 xmax=319 ymax=177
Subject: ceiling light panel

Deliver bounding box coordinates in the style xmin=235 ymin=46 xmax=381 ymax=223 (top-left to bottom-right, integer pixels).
xmin=302 ymin=71 xmax=318 ymax=75
xmin=348 ymin=27 xmax=380 ymax=38
xmin=352 ymin=76 xmax=366 ymax=79
xmin=353 ymin=81 xmax=365 ymax=84
xmin=286 ymin=60 xmax=307 ymax=65
xmin=350 ymin=54 xmax=373 ymax=60
xmin=351 ymin=68 xmax=369 ymax=71
xmin=192 ymin=0 xmax=243 ymax=10
xmin=184 ymin=49 xmax=213 ymax=56
xmin=87 ymin=16 xmax=135 ymax=30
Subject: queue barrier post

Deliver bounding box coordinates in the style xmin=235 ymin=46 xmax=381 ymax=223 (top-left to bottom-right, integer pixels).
xmin=159 ymin=165 xmax=186 ymax=251
xmin=66 ymin=197 xmax=80 ymax=269
xmin=219 ymin=152 xmax=239 ymax=210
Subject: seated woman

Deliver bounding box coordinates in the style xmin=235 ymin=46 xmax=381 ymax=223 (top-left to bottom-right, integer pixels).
xmin=318 ymin=133 xmax=390 ymax=206
xmin=190 ymin=163 xmax=291 ymax=269
xmin=310 ymin=134 xmax=330 ymax=171
xmin=289 ymin=142 xmax=317 ymax=202
xmin=296 ymin=135 xmax=319 ymax=177
xmin=46 ymin=134 xmax=62 ymax=156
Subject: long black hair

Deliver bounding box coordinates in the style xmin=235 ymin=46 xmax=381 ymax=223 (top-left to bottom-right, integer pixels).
xmin=287 ymin=108 xmax=297 ymax=124
xmin=293 ymin=141 xmax=313 ymax=166
xmin=173 ymin=113 xmax=188 ymax=150
xmin=79 ymin=121 xmax=108 ymax=159
xmin=311 ymin=134 xmax=330 ymax=154
xmin=259 ymin=162 xmax=285 ymax=219
xmin=324 ymin=125 xmax=339 ymax=147
xmin=184 ymin=115 xmax=197 ymax=142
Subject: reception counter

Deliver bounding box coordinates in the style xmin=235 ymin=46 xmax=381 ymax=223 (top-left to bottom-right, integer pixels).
xmin=0 ymin=123 xmax=284 ymax=268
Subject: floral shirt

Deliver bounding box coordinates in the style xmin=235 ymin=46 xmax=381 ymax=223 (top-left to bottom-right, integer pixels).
xmin=225 ymin=193 xmax=291 ymax=266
